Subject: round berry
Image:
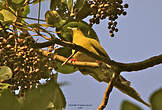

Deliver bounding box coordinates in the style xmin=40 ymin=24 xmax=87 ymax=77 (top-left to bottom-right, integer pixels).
xmin=115 ymin=28 xmax=118 ymax=32
xmin=110 ymin=33 xmax=114 ymax=37
xmin=122 ymin=11 xmax=127 ymax=16
xmin=124 ymin=4 xmax=129 ymax=8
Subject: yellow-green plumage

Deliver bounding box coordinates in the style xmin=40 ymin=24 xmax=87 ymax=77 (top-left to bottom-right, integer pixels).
xmin=71 ymin=28 xmax=150 ymax=107
xmin=72 ymin=28 xmax=114 ymax=81
xmin=72 ymin=28 xmax=110 ymax=62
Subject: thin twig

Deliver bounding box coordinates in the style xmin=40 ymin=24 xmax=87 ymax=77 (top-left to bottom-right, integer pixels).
xmin=38 ymin=0 xmax=41 ymax=24
xmin=19 ymin=16 xmax=45 ymax=22
xmin=97 ymin=72 xmax=118 ymax=110
xmin=38 ymin=33 xmax=51 ymax=40
xmin=14 ymin=24 xmax=54 ymax=40
xmin=61 ymin=50 xmax=78 ymax=66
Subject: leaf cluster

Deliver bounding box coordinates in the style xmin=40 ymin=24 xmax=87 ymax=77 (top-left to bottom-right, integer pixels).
xmin=0 ymin=74 xmax=66 ymax=110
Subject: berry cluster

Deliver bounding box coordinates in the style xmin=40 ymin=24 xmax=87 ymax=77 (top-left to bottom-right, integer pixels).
xmin=0 ymin=32 xmax=53 ymax=94
xmin=88 ymin=0 xmax=128 ymax=37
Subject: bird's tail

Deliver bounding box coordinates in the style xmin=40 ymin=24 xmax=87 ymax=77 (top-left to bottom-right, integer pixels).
xmin=115 ymin=79 xmax=151 ymax=107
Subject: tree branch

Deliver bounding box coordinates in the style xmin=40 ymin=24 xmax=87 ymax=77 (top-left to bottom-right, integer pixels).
xmin=39 ymin=49 xmax=108 ymax=68
xmin=113 ymin=54 xmax=162 ymax=72
xmin=36 ymin=39 xmax=162 ymax=73
xmin=34 ymin=38 xmax=110 ymax=63
xmin=53 ymin=54 xmax=102 ymax=68
xmin=97 ymin=76 xmax=114 ymax=110
xmin=97 ymin=70 xmax=119 ymax=110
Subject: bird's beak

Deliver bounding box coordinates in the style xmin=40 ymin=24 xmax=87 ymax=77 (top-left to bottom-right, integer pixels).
xmin=67 ymin=27 xmax=72 ymax=30
xmin=67 ymin=27 xmax=77 ymax=30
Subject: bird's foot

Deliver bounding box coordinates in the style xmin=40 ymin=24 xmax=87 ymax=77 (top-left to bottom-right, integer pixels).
xmin=70 ymin=58 xmax=78 ymax=62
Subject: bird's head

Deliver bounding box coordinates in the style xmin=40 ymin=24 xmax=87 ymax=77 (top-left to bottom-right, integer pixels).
xmin=67 ymin=27 xmax=82 ymax=35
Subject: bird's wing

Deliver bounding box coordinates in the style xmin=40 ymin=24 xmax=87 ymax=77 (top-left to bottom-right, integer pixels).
xmin=90 ymin=39 xmax=110 ymax=59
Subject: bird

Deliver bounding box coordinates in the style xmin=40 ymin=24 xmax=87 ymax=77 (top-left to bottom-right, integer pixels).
xmin=69 ymin=27 xmax=150 ymax=107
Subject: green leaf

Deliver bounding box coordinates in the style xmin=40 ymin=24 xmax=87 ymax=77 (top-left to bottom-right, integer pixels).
xmin=12 ymin=0 xmax=25 ymax=4
xmin=53 ymin=87 xmax=66 ymax=109
xmin=67 ymin=0 xmax=73 ymax=12
xmin=0 ymin=9 xmax=16 ymax=22
xmin=0 ymin=83 xmax=12 ymax=90
xmin=46 ymin=74 xmax=66 ymax=110
xmin=22 ymin=74 xmax=66 ymax=110
xmin=51 ymin=80 xmax=66 ymax=109
xmin=61 ymin=0 xmax=67 ymax=4
xmin=22 ymin=76 xmax=57 ymax=110
xmin=75 ymin=0 xmax=92 ymax=20
xmin=0 ymin=89 xmax=21 ymax=110
xmin=7 ymin=0 xmax=25 ymax=11
xmin=0 ymin=13 xmax=4 ymax=21
xmin=22 ymin=86 xmax=52 ymax=110
xmin=0 ymin=3 xmax=3 ymax=10
xmin=55 ymin=47 xmax=72 ymax=58
xmin=121 ymin=100 xmax=142 ymax=110
xmin=45 ymin=10 xmax=67 ymax=27
xmin=53 ymin=47 xmax=78 ymax=74
xmin=0 ymin=66 xmax=13 ymax=81
xmin=74 ymin=0 xmax=84 ymax=9
xmin=50 ymin=0 xmax=61 ymax=10
xmin=150 ymin=88 xmax=162 ymax=110
xmin=21 ymin=5 xmax=30 ymax=17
